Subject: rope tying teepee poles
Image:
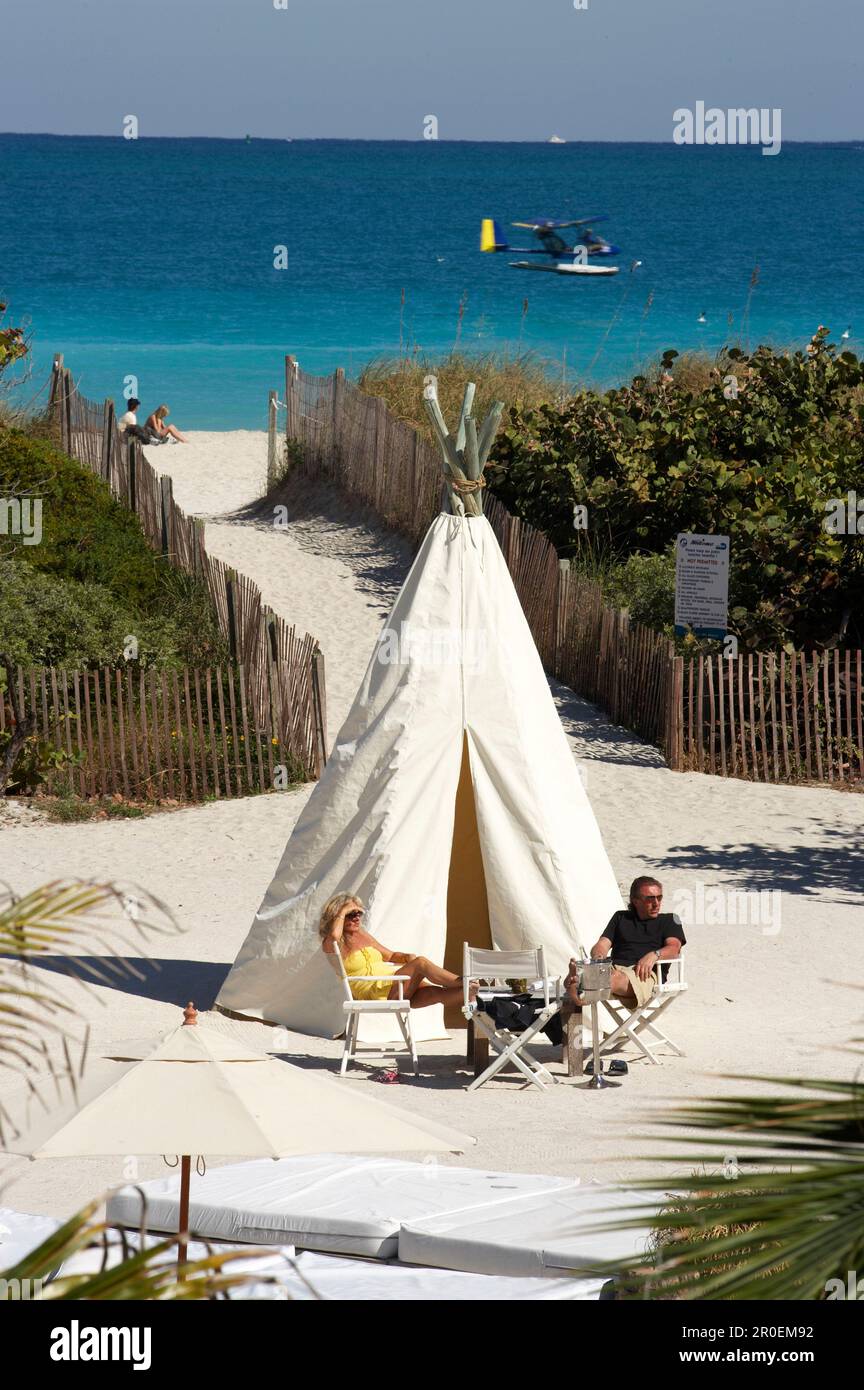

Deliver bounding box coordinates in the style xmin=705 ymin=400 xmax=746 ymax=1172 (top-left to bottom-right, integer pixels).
xmin=422 ymin=378 xmax=504 ymax=517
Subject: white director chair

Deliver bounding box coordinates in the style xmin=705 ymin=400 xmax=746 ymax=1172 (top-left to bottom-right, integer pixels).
xmin=462 ymin=945 xmax=560 ymax=1092
xmin=598 ymin=951 xmax=688 ymax=1065
xmin=330 ymin=951 xmax=419 ymax=1077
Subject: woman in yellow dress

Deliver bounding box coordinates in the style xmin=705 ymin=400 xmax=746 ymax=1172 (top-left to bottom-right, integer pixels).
xmin=319 ymin=893 xmax=465 ymax=1010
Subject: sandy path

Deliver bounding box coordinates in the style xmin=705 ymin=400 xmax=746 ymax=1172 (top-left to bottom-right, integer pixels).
xmin=142 ymin=432 xmax=413 ymax=736
xmin=1 ymin=432 xmax=861 ymax=1216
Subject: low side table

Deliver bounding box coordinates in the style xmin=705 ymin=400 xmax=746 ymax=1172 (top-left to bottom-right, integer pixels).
xmin=561 ymin=1000 xmax=584 ymax=1077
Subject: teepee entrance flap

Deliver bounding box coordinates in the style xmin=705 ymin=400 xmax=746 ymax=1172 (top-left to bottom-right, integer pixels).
xmin=443 ymin=732 xmax=493 ymax=1026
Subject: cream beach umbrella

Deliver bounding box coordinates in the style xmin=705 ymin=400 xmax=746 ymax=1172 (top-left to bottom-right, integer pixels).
xmin=6 ymin=1004 xmax=475 ymax=1262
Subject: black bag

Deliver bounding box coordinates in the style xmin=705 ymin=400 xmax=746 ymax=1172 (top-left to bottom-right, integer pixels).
xmin=478 ymin=993 xmax=563 ymax=1047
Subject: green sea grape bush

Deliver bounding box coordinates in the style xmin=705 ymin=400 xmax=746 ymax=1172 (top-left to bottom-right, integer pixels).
xmin=0 ymin=306 xmax=27 ymax=381
xmin=603 ymin=549 xmax=677 ymax=634
xmin=0 ymin=730 xmax=82 ymax=795
xmin=487 ymin=334 xmax=864 ymax=649
xmin=0 ymin=560 xmax=193 ymax=669
xmin=0 ymin=429 xmax=229 ymax=667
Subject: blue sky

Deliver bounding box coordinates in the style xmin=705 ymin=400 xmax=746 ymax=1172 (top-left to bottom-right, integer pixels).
xmin=3 ymin=0 xmax=862 ymax=141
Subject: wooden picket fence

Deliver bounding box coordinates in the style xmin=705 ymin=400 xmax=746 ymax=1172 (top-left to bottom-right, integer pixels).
xmin=276 ymin=356 xmax=864 ymax=788
xmin=672 ymin=649 xmax=864 ymax=784
xmin=276 ymin=359 xmax=442 ymax=540
xmin=23 ymin=358 xmax=329 ymax=800
xmin=0 ymin=664 xmax=297 ymax=801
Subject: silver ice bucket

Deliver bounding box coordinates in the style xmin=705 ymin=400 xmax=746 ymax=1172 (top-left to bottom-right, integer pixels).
xmin=576 ymin=959 xmax=612 ymax=1001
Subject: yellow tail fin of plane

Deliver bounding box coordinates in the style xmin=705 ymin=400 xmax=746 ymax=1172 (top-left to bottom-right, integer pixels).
xmin=480 ymin=218 xmax=505 ymax=252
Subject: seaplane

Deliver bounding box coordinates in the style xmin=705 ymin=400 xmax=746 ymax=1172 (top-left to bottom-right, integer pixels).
xmin=480 ymin=215 xmax=620 ymax=276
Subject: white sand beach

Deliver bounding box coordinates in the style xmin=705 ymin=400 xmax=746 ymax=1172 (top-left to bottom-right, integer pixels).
xmin=1 ymin=431 xmax=861 ymax=1218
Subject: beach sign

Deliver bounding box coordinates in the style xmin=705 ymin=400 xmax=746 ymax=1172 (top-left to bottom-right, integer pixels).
xmin=674 ymin=533 xmax=730 ymax=639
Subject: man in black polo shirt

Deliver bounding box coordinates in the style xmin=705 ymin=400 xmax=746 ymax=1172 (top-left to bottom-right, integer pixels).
xmin=566 ymin=876 xmax=686 ymax=1008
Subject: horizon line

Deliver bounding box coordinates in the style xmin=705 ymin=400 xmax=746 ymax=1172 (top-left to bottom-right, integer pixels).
xmin=2 ymin=131 xmax=864 ymax=145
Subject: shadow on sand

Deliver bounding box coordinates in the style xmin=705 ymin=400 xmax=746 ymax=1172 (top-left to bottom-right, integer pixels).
xmin=653 ymin=821 xmax=864 ymax=901
xmin=551 ymin=681 xmax=667 ymax=769
xmin=18 ymin=956 xmax=233 ymax=1011
xmin=225 ymin=474 xmax=415 ymax=619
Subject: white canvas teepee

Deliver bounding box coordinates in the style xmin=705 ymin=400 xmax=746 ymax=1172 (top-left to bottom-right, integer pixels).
xmin=220 ymin=384 xmax=622 ymax=1042
xmin=217 ymin=510 xmax=624 ymax=1042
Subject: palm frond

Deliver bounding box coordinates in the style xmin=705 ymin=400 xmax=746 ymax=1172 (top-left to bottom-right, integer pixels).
xmin=0 ymin=878 xmax=181 ymax=1142
xmin=1 ymin=1202 xmax=298 ymax=1301
xmin=0 ymin=879 xmax=283 ymax=1301
xmin=598 ymin=1057 xmax=864 ymax=1300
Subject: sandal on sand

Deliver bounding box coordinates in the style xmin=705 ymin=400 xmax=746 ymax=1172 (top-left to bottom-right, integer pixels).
xmin=585 ymin=1058 xmax=628 ymax=1076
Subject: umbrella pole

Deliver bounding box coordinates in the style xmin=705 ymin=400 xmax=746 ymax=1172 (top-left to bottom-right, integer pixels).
xmin=177 ymin=1004 xmax=198 ymax=1270
xmin=177 ymin=1154 xmax=191 ymax=1268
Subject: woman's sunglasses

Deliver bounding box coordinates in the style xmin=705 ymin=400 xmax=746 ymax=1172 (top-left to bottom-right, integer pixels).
xmin=345 ymin=910 xmax=364 ymax=921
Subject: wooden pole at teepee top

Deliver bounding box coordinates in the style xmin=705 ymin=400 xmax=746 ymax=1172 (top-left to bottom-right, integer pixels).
xmin=423 ymin=380 xmax=504 ymax=517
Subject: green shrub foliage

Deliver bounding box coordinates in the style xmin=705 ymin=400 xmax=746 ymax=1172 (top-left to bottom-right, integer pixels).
xmin=487 ymin=335 xmax=864 ymax=649
xmin=0 ymin=428 xmax=228 ymax=668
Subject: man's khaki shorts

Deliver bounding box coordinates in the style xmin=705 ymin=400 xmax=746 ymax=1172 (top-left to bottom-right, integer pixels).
xmin=613 ymin=963 xmax=658 ymax=1008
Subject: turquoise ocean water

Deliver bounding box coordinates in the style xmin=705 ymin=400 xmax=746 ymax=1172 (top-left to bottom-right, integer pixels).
xmin=2 ymin=135 xmax=863 ymax=429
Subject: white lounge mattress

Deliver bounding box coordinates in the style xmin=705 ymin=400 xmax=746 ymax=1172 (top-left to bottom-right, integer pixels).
xmin=0 ymin=1206 xmax=62 ymax=1269
xmin=282 ymin=1252 xmax=604 ymax=1300
xmin=106 ymin=1153 xmax=578 ymax=1259
xmin=399 ymin=1184 xmax=660 ymax=1276
xmin=59 ymin=1235 xmax=602 ymax=1300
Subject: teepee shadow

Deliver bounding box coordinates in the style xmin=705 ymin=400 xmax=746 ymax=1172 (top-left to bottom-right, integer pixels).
xmin=19 ymin=956 xmax=232 ymax=1010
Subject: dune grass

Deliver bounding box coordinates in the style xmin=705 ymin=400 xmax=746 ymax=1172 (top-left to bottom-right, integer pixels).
xmin=358 ymin=351 xmax=557 ymax=443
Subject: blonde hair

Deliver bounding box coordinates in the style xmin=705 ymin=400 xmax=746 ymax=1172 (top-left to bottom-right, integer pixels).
xmin=318 ymin=892 xmax=363 ymax=940
xmin=156 ymin=404 xmax=170 ymax=419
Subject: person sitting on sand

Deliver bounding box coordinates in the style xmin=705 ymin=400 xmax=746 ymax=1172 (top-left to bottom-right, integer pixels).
xmin=145 ymin=404 xmax=188 ymax=444
xmin=565 ymin=875 xmax=685 ymax=1008
xmin=118 ymin=398 xmax=155 ymax=443
xmin=320 ymin=893 xmax=469 ymax=1010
